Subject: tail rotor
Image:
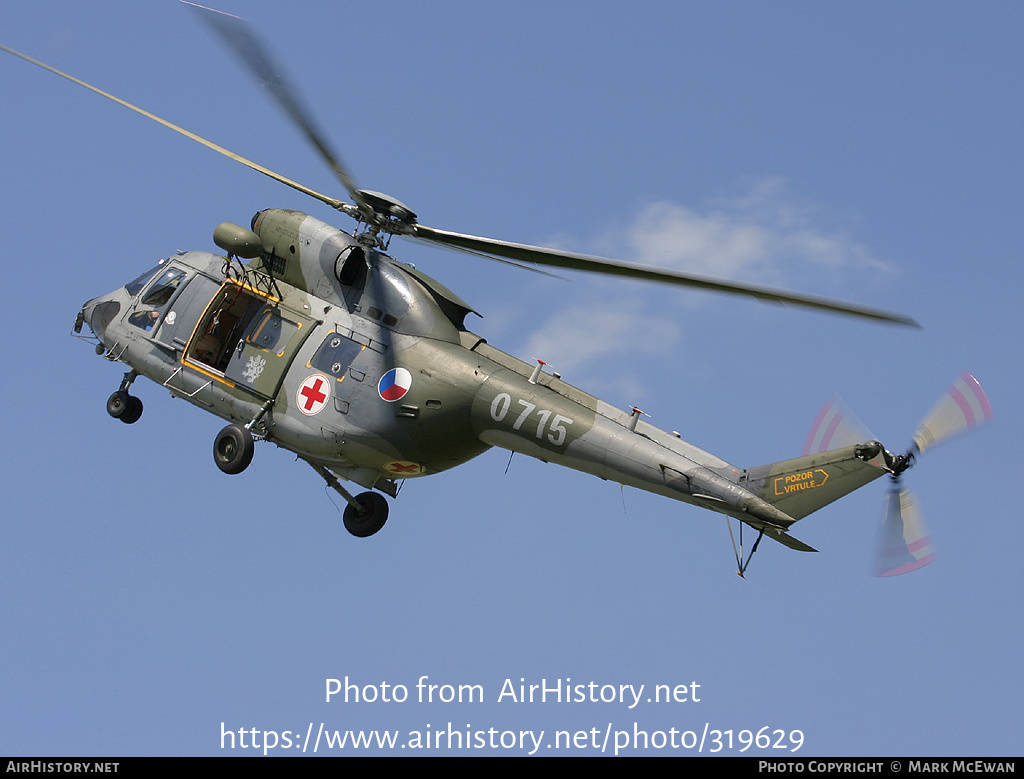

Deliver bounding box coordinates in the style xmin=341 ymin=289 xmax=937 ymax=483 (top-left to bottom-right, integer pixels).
xmin=806 ymin=373 xmax=992 ymax=576
xmin=876 ymin=478 xmax=934 ymax=576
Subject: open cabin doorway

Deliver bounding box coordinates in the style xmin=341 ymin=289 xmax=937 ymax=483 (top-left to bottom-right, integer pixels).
xmin=184 ymin=280 xmax=315 ymax=398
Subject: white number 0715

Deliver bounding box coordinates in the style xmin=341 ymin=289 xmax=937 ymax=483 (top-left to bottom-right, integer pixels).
xmin=489 ymin=392 xmax=573 ymax=447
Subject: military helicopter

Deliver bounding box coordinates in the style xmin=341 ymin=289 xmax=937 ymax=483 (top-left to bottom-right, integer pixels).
xmin=2 ymin=4 xmax=991 ymax=575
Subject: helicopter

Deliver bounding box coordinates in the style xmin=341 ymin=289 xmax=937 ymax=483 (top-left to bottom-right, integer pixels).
xmin=2 ymin=4 xmax=992 ymax=576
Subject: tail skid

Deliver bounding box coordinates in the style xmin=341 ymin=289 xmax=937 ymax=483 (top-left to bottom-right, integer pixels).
xmin=725 ymin=441 xmax=894 ymax=576
xmin=726 ymin=516 xmax=815 ymax=579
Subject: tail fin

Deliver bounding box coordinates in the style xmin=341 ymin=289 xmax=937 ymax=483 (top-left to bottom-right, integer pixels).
xmin=741 ymin=442 xmax=891 ymax=522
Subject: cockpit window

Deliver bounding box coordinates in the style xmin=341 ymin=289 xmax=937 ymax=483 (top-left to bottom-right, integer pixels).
xmin=125 ymin=265 xmax=164 ymax=296
xmin=127 ymin=266 xmax=188 ymax=333
xmin=140 ymin=267 xmax=187 ymax=306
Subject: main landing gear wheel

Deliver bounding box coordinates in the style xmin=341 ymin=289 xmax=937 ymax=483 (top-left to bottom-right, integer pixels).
xmin=343 ymin=491 xmax=389 ymax=537
xmin=106 ymin=390 xmax=143 ymax=424
xmin=213 ymin=424 xmax=255 ymax=474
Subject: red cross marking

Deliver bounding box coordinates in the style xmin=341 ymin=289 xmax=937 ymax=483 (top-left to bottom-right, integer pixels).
xmin=388 ymin=462 xmax=421 ymax=474
xmin=300 ymin=377 xmax=327 ymax=411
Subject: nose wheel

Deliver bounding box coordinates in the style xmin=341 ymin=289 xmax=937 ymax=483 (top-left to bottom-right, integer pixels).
xmin=106 ymin=371 xmax=144 ymax=424
xmin=107 ymin=390 xmax=144 ymax=423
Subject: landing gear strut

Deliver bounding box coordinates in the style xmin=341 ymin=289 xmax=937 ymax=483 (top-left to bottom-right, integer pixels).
xmin=303 ymin=460 xmax=391 ymax=537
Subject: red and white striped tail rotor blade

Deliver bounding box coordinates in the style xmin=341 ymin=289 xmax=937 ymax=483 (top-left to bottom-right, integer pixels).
xmin=913 ymin=372 xmax=993 ymax=455
xmin=803 ymin=396 xmax=874 ymax=455
xmin=876 ymin=487 xmax=935 ymax=577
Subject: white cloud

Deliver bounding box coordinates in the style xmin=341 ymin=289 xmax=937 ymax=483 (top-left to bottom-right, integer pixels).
xmin=623 ymin=177 xmax=889 ymax=282
xmin=517 ymin=299 xmax=682 ymax=404
xmin=507 ymin=178 xmax=893 ymax=397
xmin=520 ymin=301 xmax=681 ymax=375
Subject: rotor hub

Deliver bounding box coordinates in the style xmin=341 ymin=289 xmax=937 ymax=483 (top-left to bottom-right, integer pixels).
xmin=354 ymin=189 xmax=417 ymax=232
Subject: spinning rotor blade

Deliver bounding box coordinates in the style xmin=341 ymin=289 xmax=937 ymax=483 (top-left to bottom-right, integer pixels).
xmin=184 ymin=2 xmax=372 ymax=221
xmin=194 ymin=0 xmax=917 ymax=331
xmin=874 ymin=373 xmax=991 ymax=575
xmin=412 ymin=225 xmax=920 ymax=327
xmin=5 ymin=5 xmax=920 ymax=329
xmin=803 ymin=396 xmax=874 ymax=455
xmin=876 ymin=485 xmax=935 ymax=577
xmin=913 ymin=372 xmax=993 ymax=454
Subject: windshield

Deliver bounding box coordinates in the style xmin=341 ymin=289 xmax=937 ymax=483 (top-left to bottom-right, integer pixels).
xmin=124 ymin=264 xmax=165 ymax=296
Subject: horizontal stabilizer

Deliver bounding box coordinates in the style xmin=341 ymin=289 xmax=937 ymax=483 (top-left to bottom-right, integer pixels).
xmin=766 ymin=529 xmax=818 ymax=553
xmin=737 ymin=517 xmax=819 ymax=552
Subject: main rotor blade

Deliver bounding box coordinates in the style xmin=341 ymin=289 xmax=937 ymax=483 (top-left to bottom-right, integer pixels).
xmin=413 ymin=224 xmax=920 ymax=327
xmin=0 ymin=42 xmax=345 ymax=212
xmin=184 ymin=2 xmax=371 ymax=220
xmin=912 ymin=372 xmax=993 ymax=454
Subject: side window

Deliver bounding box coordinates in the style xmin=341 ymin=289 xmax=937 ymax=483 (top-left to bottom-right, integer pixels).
xmin=245 ymin=308 xmax=299 ymax=356
xmin=310 ymin=333 xmax=364 ymax=378
xmin=128 ymin=309 xmax=163 ymax=332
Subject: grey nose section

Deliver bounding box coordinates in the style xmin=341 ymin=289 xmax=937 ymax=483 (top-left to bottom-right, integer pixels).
xmin=80 ymin=297 xmax=121 ymax=342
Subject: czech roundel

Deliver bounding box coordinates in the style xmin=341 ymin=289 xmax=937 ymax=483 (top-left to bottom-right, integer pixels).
xmin=378 ymin=367 xmax=412 ymax=402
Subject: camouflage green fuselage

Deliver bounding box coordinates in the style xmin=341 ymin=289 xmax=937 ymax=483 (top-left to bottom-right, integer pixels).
xmin=80 ymin=209 xmax=891 ymax=541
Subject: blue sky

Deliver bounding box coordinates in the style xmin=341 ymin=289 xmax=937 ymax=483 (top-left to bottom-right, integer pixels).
xmin=1 ymin=1 xmax=1020 ymax=756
